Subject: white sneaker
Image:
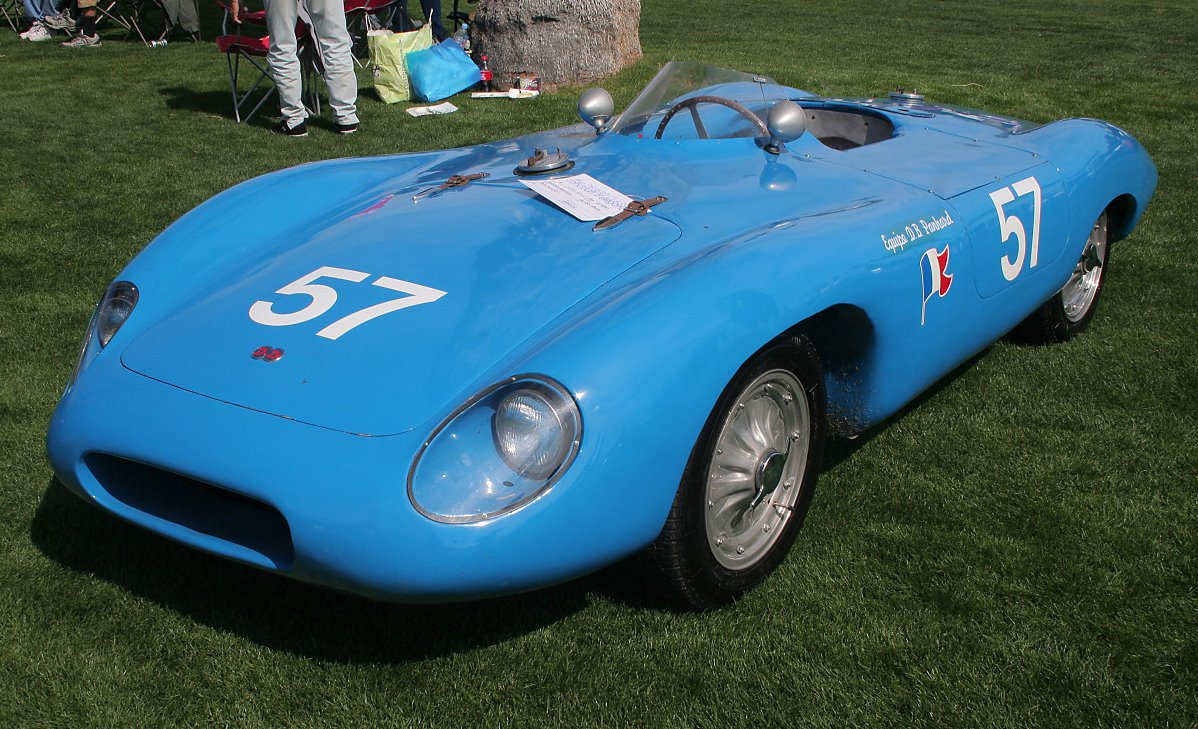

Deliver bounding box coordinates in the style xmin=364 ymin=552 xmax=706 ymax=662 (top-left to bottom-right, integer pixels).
xmin=41 ymin=11 xmax=76 ymax=30
xmin=61 ymin=33 xmax=101 ymax=48
xmin=19 ymin=20 xmax=43 ymax=38
xmin=24 ymin=23 xmax=52 ymax=41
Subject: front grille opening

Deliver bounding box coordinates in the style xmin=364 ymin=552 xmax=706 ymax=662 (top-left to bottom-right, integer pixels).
xmin=84 ymin=453 xmax=294 ymax=569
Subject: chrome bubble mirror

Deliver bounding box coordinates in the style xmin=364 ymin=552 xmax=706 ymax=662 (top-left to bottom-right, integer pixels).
xmin=578 ymin=88 xmax=615 ymax=133
xmin=765 ymin=100 xmax=807 ymax=154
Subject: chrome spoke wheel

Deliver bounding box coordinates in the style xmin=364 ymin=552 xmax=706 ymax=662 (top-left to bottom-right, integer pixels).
xmin=1061 ymin=213 xmax=1108 ymax=324
xmin=704 ymin=369 xmax=811 ymax=570
xmin=1008 ymin=209 xmax=1113 ymax=345
xmin=645 ymin=334 xmax=825 ymax=610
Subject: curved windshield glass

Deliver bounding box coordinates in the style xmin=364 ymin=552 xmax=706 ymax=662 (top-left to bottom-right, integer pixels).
xmin=611 ymin=61 xmax=785 ymax=140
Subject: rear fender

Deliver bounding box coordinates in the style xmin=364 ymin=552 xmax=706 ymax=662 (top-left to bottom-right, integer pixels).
xmin=1015 ymin=119 xmax=1157 ymax=240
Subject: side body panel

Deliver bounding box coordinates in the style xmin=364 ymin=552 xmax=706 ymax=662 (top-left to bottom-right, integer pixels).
xmin=959 ymin=165 xmax=1073 ymax=300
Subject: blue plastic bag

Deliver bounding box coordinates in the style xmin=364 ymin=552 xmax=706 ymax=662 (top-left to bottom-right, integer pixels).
xmin=406 ymin=40 xmax=482 ymax=103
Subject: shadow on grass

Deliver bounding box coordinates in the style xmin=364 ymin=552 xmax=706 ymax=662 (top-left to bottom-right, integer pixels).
xmin=30 ymin=479 xmax=652 ymax=663
xmin=158 ymin=85 xmax=275 ymax=129
xmin=29 ymin=347 xmax=997 ymax=662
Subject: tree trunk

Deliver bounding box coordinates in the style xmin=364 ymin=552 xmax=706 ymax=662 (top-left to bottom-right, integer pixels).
xmin=472 ymin=0 xmax=642 ymax=91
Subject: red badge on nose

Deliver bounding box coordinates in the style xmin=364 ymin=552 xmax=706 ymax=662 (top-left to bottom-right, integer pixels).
xmin=251 ymin=345 xmax=284 ymax=362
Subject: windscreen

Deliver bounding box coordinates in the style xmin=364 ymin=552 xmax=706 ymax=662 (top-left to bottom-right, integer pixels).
xmin=611 ymin=61 xmax=786 ymax=140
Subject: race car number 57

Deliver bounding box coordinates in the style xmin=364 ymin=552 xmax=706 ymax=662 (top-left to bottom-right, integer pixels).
xmin=249 ymin=266 xmax=447 ymax=340
xmin=989 ymin=176 xmax=1042 ymax=282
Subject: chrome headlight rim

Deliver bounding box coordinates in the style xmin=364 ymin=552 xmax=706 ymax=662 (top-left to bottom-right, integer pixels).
xmin=407 ymin=374 xmax=583 ymax=524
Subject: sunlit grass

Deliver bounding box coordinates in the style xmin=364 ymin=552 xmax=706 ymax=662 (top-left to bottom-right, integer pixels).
xmin=1 ymin=0 xmax=1195 ymax=726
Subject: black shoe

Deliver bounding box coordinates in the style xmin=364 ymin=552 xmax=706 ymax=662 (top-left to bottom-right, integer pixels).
xmin=334 ymin=120 xmax=359 ymax=135
xmin=274 ymin=120 xmax=308 ymax=137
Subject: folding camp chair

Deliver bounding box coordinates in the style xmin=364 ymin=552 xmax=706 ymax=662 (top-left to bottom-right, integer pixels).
xmin=215 ymin=0 xmax=321 ymax=123
xmin=127 ymin=0 xmax=201 ymax=44
xmin=94 ymin=0 xmax=153 ymax=44
xmin=216 ymin=33 xmax=278 ymax=122
xmin=1 ymin=0 xmax=21 ymax=32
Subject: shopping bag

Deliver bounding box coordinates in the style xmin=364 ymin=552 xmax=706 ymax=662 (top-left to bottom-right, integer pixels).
xmin=406 ymin=39 xmax=482 ymax=103
xmin=367 ymin=24 xmax=434 ymax=104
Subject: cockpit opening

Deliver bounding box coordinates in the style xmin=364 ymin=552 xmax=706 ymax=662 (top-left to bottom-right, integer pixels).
xmin=799 ymin=105 xmax=895 ymax=150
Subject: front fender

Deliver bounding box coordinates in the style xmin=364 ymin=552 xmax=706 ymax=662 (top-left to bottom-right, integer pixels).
xmin=451 ymin=206 xmax=907 ymax=554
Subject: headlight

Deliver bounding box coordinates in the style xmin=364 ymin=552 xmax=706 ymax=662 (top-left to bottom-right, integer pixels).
xmin=95 ymin=281 xmax=139 ymax=347
xmin=408 ymin=376 xmax=582 ymax=523
xmin=493 ymin=385 xmax=579 ymax=480
xmin=68 ymin=281 xmax=139 ymax=387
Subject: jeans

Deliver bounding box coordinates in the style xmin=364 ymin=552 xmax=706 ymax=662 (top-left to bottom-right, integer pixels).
xmin=23 ymin=0 xmax=57 ymax=20
xmin=397 ymin=0 xmax=443 ymax=41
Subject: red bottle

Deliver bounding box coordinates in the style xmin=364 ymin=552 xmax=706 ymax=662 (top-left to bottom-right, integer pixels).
xmin=480 ymin=55 xmax=494 ymax=92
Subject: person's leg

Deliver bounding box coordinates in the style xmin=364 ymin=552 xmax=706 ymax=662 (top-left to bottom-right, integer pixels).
xmin=265 ymin=0 xmax=307 ymax=129
xmin=22 ymin=0 xmax=56 ymax=20
xmin=78 ymin=0 xmax=95 ymax=33
xmin=61 ymin=0 xmax=100 ymax=45
xmin=36 ymin=0 xmax=73 ymax=29
xmin=417 ymin=0 xmax=442 ymax=40
xmin=19 ymin=0 xmax=56 ymax=39
xmin=176 ymin=0 xmax=199 ymax=34
xmin=304 ymin=0 xmax=358 ymax=125
xmin=160 ymin=0 xmax=180 ymax=32
xmin=19 ymin=0 xmax=54 ymax=39
xmin=161 ymin=0 xmax=199 ymax=35
xmin=394 ymin=0 xmax=412 ymax=30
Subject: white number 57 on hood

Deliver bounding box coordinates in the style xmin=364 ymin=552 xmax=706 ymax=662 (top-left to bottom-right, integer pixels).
xmin=248 ymin=266 xmax=447 ymax=340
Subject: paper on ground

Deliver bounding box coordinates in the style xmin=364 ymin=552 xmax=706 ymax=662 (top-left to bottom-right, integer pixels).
xmin=470 ymin=89 xmax=540 ymax=99
xmin=407 ymin=102 xmax=458 ymax=117
xmin=519 ymin=174 xmax=632 ymax=222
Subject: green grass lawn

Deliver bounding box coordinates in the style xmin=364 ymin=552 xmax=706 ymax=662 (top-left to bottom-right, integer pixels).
xmin=2 ymin=0 xmax=1196 ymax=726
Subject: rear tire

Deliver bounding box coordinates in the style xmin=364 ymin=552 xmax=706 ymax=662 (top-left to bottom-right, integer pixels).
xmin=1010 ymin=211 xmax=1109 ymax=344
xmin=643 ymin=334 xmax=825 ymax=610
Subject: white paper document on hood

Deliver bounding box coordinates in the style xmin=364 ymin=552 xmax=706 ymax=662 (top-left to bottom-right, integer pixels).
xmin=519 ymin=174 xmax=633 ymax=222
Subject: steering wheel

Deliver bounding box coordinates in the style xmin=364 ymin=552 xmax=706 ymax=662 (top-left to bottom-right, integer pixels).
xmin=654 ymin=95 xmax=770 ymax=140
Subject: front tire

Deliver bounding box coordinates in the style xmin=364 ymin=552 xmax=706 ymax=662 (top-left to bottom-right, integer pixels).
xmin=643 ymin=334 xmax=826 ymax=610
xmin=1011 ymin=211 xmax=1110 ymax=344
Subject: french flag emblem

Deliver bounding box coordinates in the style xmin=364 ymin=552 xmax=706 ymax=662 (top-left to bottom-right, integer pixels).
xmin=920 ymin=245 xmax=953 ymax=325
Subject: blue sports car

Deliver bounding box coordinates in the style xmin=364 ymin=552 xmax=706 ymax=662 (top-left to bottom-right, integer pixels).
xmin=47 ymin=62 xmax=1156 ymax=609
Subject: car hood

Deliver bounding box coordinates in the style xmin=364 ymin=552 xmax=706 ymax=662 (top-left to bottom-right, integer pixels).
xmin=121 ymin=175 xmax=682 ymax=436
